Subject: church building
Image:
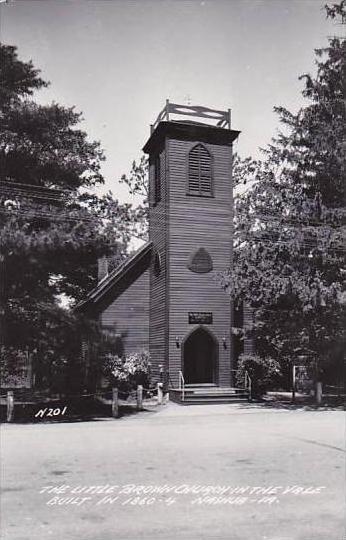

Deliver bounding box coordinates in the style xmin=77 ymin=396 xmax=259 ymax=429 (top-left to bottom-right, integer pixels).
xmin=78 ymin=102 xmax=252 ymax=403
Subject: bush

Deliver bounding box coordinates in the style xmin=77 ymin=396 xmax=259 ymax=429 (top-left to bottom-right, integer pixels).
xmin=101 ymin=349 xmax=150 ymax=393
xmin=0 ymin=347 xmax=31 ymax=387
xmin=236 ymin=354 xmax=282 ymax=397
xmin=48 ymin=355 xmax=85 ymax=395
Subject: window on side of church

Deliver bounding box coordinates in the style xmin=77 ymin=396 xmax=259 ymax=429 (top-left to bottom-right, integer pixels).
xmin=188 ymin=144 xmax=213 ymax=197
xmin=154 ymin=153 xmax=161 ymax=205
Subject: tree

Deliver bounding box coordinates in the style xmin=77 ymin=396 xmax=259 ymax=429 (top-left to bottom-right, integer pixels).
xmin=119 ymin=155 xmax=149 ymax=242
xmin=0 ymin=44 xmax=132 ymax=387
xmin=222 ymin=2 xmax=346 ymax=387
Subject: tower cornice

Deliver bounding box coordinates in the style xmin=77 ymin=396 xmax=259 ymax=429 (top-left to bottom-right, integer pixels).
xmin=143 ymin=121 xmax=240 ymax=155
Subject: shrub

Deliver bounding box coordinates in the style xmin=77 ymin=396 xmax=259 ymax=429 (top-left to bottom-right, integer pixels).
xmin=0 ymin=347 xmax=31 ymax=387
xmin=123 ymin=350 xmax=150 ymax=388
xmin=236 ymin=354 xmax=282 ymax=397
xmin=101 ymin=349 xmax=150 ymax=393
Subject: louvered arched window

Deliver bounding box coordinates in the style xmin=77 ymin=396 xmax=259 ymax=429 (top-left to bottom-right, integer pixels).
xmin=188 ymin=144 xmax=213 ymax=196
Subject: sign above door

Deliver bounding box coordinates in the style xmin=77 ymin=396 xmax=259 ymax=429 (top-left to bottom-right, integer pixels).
xmin=188 ymin=312 xmax=213 ymax=324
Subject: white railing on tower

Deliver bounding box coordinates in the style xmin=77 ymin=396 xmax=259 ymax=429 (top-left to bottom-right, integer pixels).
xmin=150 ymin=99 xmax=232 ymax=133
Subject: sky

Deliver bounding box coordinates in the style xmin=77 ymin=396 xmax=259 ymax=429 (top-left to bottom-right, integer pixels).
xmin=0 ymin=0 xmax=337 ymax=204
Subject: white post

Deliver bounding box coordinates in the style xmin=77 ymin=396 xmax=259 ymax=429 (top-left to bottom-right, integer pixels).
xmin=112 ymin=388 xmax=119 ymax=418
xmin=136 ymin=385 xmax=143 ymax=410
xmin=292 ymin=365 xmax=296 ymax=403
xmin=157 ymin=382 xmax=163 ymax=405
xmin=6 ymin=391 xmax=14 ymax=422
xmin=316 ymin=382 xmax=323 ymax=405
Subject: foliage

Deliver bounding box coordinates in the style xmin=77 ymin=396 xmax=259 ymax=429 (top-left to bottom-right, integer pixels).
xmin=120 ymin=155 xmax=148 ymax=200
xmin=236 ymin=354 xmax=282 ymax=396
xmin=0 ymin=44 xmax=47 ymax=105
xmin=1 ymin=305 xmax=100 ymax=393
xmin=0 ymin=346 xmax=31 ymax=387
xmin=1 ymin=44 xmax=105 ymax=190
xmin=120 ymin=155 xmax=149 ymax=241
xmin=102 ymin=350 xmax=150 ymax=393
xmin=0 ymin=44 xmax=134 ymax=381
xmin=253 ymin=303 xmax=345 ymax=385
xmin=222 ymin=2 xmax=346 ymax=382
xmin=1 ymin=101 xmax=105 ymax=190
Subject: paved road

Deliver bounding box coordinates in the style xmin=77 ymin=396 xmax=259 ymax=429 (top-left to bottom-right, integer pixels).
xmin=1 ymin=403 xmax=345 ymax=540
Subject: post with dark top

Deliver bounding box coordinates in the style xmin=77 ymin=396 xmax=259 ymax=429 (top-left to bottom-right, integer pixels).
xmin=316 ymin=382 xmax=322 ymax=405
xmin=292 ymin=365 xmax=296 ymax=404
xmin=112 ymin=387 xmax=119 ymax=418
xmin=136 ymin=385 xmax=143 ymax=410
xmin=6 ymin=391 xmax=14 ymax=422
xmin=157 ymin=382 xmax=163 ymax=405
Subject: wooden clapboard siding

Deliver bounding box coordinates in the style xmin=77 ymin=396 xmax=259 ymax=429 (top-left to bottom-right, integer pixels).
xmin=149 ymin=145 xmax=168 ymax=380
xmin=100 ymin=269 xmax=149 ymax=355
xmin=80 ymin=116 xmax=240 ymax=388
xmin=167 ymin=138 xmax=234 ymax=387
xmin=143 ymin=120 xmax=239 ymax=387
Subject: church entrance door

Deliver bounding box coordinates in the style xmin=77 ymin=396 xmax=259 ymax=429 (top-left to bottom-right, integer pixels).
xmin=183 ymin=327 xmax=217 ymax=384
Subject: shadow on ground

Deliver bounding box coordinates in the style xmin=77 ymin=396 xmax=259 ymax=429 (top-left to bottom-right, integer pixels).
xmin=245 ymin=395 xmax=345 ymax=412
xmin=1 ymin=394 xmax=344 ymax=424
xmin=0 ymin=396 xmax=158 ymax=424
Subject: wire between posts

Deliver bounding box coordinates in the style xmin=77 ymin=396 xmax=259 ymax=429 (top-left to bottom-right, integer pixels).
xmin=0 ymin=387 xmax=163 ymax=405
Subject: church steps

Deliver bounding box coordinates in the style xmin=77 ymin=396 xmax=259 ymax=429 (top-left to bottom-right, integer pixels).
xmin=169 ymin=386 xmax=250 ymax=405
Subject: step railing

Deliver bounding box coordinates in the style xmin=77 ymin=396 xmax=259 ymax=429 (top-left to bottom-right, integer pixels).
xmin=231 ymin=369 xmax=252 ymax=400
xmin=178 ymin=370 xmax=185 ymax=402
xmin=245 ymin=370 xmax=252 ymax=400
xmin=171 ymin=369 xmax=251 ymax=402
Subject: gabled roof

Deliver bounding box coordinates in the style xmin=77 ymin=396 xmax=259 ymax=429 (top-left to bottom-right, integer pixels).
xmin=76 ymin=241 xmax=153 ymax=314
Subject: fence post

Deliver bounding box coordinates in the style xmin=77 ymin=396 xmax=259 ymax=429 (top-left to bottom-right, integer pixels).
xmin=292 ymin=365 xmax=296 ymax=403
xmin=316 ymin=382 xmax=323 ymax=406
xmin=136 ymin=385 xmax=143 ymax=411
xmin=112 ymin=388 xmax=119 ymax=418
xmin=157 ymin=382 xmax=163 ymax=405
xmin=6 ymin=391 xmax=14 ymax=422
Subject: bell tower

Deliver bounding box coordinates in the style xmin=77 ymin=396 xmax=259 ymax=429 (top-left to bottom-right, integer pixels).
xmin=143 ymin=101 xmax=240 ymax=388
